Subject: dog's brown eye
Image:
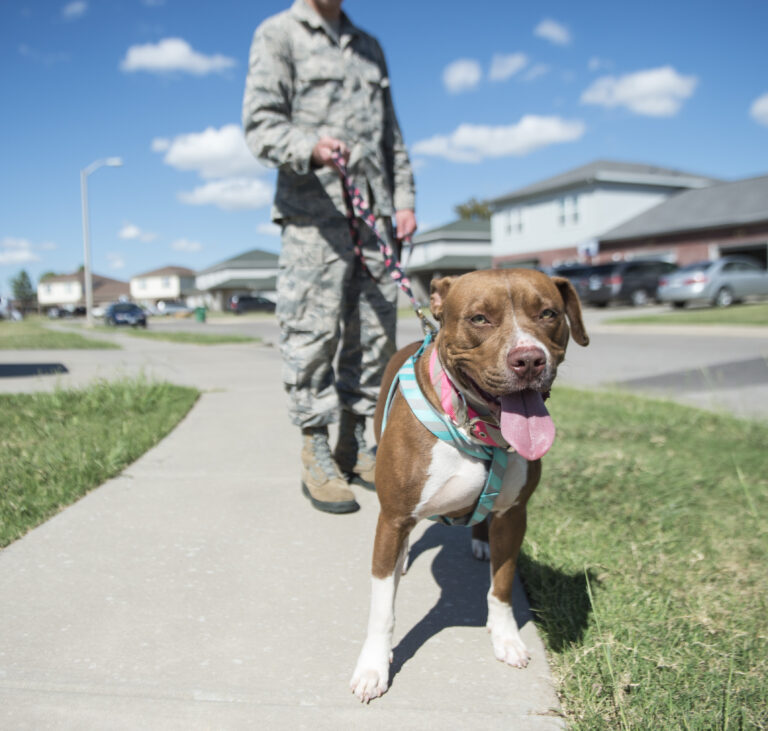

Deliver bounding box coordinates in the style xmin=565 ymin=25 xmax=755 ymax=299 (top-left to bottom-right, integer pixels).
xmin=470 ymin=314 xmax=489 ymax=325
xmin=540 ymin=309 xmax=558 ymax=320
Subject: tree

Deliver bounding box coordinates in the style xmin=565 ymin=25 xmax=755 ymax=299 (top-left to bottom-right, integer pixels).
xmin=453 ymin=197 xmax=492 ymax=221
xmin=11 ymin=270 xmax=35 ymax=308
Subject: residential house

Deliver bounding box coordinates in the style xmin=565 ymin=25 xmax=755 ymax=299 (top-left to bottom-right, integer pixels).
xmin=404 ymin=219 xmax=491 ymax=303
xmin=37 ymin=272 xmax=129 ymax=314
xmin=598 ymin=174 xmax=768 ymax=268
xmin=195 ymin=248 xmax=279 ymax=311
xmin=489 ymin=160 xmax=717 ymax=269
xmin=130 ymin=266 xmax=197 ymax=308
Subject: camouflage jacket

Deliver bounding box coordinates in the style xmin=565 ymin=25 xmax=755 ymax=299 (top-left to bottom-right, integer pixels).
xmin=242 ymin=0 xmax=415 ymax=223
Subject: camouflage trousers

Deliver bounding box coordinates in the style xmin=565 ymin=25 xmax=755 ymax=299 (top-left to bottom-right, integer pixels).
xmin=276 ymin=217 xmax=398 ymax=428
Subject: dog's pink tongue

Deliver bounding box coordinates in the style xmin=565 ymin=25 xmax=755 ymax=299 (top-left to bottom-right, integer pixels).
xmin=499 ymin=391 xmax=555 ymax=460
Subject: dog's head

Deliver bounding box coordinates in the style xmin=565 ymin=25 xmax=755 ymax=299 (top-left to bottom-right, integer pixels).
xmin=429 ymin=269 xmax=589 ymax=459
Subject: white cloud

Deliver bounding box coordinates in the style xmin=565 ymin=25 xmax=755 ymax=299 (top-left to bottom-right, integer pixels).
xmin=153 ymin=124 xmax=266 ymax=179
xmin=107 ymin=252 xmax=125 ymax=270
xmin=581 ymin=66 xmax=697 ymax=117
xmin=62 ymin=2 xmax=87 ymax=20
xmin=534 ymin=19 xmax=571 ymax=46
xmin=178 ymin=178 xmax=273 ymax=210
xmin=120 ymin=38 xmax=236 ymax=75
xmin=0 ymin=237 xmax=43 ymax=265
xmin=412 ymin=116 xmax=586 ymax=163
xmin=118 ymin=223 xmax=156 ymax=243
xmin=257 ymin=222 xmax=281 ymax=236
xmin=443 ymin=59 xmax=482 ymax=94
xmin=489 ymin=53 xmax=528 ymax=82
xmin=749 ymin=93 xmax=768 ymax=126
xmin=171 ymin=238 xmax=203 ymax=252
xmin=588 ymin=57 xmax=612 ymax=72
xmin=523 ymin=64 xmax=550 ymax=82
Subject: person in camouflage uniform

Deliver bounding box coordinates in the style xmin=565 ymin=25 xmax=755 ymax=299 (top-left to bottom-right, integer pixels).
xmin=242 ymin=0 xmax=416 ymax=514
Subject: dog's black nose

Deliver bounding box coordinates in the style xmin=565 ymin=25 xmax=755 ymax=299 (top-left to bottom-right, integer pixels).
xmin=508 ymin=347 xmax=546 ymax=380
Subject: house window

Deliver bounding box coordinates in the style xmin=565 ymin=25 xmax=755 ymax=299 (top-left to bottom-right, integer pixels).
xmin=571 ymin=195 xmax=579 ymax=224
xmin=558 ymin=198 xmax=566 ymax=226
xmin=162 ymin=277 xmax=171 ymax=288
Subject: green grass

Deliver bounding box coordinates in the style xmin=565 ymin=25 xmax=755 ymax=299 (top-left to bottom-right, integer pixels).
xmin=608 ymin=302 xmax=768 ymax=327
xmin=522 ymin=388 xmax=768 ymax=729
xmin=0 ymin=317 xmax=119 ymax=349
xmin=0 ymin=378 xmax=199 ymax=547
xmin=100 ymin=327 xmax=259 ymax=345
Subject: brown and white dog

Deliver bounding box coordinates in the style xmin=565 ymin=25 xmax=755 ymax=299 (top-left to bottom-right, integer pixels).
xmin=350 ymin=269 xmax=589 ymax=703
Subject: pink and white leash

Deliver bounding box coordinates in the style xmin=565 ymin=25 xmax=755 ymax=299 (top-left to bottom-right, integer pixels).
xmin=331 ymin=151 xmax=437 ymax=335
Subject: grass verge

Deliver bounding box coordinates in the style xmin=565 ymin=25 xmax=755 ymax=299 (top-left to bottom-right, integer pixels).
xmin=0 ymin=378 xmax=199 ymax=547
xmin=607 ymin=302 xmax=768 ymax=327
xmin=522 ymin=388 xmax=767 ymax=729
xmin=100 ymin=327 xmax=259 ymax=345
xmin=0 ymin=318 xmax=119 ymax=349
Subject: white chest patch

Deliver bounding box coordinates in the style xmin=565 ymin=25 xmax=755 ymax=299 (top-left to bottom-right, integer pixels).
xmin=413 ymin=440 xmax=529 ymax=520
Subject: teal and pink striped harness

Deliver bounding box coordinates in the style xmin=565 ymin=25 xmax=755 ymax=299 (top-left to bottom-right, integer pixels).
xmin=382 ymin=333 xmax=510 ymax=527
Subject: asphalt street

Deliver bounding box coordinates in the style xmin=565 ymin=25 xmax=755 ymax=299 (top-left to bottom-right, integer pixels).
xmin=143 ymin=304 xmax=768 ymax=422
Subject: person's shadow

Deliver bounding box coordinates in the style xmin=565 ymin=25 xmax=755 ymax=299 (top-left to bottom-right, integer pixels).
xmin=389 ymin=523 xmax=594 ymax=687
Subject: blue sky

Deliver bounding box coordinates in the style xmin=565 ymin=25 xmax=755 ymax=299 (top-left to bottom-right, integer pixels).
xmin=2 ymin=0 xmax=767 ymax=294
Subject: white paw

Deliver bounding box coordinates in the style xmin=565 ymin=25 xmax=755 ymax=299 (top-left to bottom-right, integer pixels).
xmin=350 ymin=637 xmax=391 ymax=703
xmin=487 ymin=622 xmax=531 ymax=668
xmin=471 ymin=538 xmax=490 ymax=561
xmin=486 ymin=595 xmax=531 ymax=668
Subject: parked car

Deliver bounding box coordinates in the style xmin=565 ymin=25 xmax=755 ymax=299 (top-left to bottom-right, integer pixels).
xmin=549 ymin=264 xmax=596 ymax=302
xmin=47 ymin=305 xmax=87 ymax=318
xmin=583 ymin=260 xmax=678 ymax=307
xmin=104 ymin=302 xmax=147 ymax=327
xmin=227 ymin=294 xmax=276 ymax=314
xmin=657 ymin=256 xmax=768 ymax=308
xmin=156 ymin=300 xmax=193 ymax=317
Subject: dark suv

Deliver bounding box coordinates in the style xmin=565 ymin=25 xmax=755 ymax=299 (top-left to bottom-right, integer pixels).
xmin=227 ymin=294 xmax=276 ymax=314
xmin=584 ymin=260 xmax=678 ymax=307
xmin=104 ymin=302 xmax=147 ymax=327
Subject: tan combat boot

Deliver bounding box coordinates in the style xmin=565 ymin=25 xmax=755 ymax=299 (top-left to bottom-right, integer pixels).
xmin=334 ymin=411 xmax=376 ymax=491
xmin=301 ymin=427 xmax=359 ymax=514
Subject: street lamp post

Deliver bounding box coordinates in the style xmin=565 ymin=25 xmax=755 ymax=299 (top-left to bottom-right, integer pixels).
xmin=81 ymin=157 xmax=123 ymax=327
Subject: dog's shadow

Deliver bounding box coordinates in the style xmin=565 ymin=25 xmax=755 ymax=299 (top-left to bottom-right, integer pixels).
xmin=390 ymin=523 xmax=592 ymax=683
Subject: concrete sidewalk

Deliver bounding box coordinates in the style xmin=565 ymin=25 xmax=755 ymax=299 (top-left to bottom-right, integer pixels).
xmin=0 ymin=334 xmax=563 ymax=729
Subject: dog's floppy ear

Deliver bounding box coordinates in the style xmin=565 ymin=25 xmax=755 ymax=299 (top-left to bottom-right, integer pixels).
xmin=552 ymin=276 xmax=589 ymax=346
xmin=429 ymin=276 xmax=455 ymax=323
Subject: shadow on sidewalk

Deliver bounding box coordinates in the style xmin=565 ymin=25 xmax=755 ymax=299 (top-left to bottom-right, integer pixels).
xmin=0 ymin=363 xmax=68 ymax=378
xmin=388 ymin=524 xmax=593 ymax=688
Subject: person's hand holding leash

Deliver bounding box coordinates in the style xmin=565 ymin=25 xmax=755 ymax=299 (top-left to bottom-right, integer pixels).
xmin=395 ymin=209 xmax=417 ymax=241
xmin=312 ymin=136 xmax=350 ymax=167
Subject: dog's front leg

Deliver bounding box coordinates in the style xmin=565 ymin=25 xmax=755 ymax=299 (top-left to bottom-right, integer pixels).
xmin=486 ymin=506 xmax=531 ymax=668
xmin=351 ymin=513 xmax=412 ymax=702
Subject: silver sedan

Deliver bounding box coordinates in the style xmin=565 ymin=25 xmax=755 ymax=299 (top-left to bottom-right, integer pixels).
xmin=657 ymin=256 xmax=768 ymax=308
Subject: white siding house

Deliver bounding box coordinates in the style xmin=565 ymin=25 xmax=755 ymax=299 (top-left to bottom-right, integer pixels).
xmin=489 ymin=161 xmax=717 ymax=268
xmin=195 ymin=249 xmax=279 ymax=311
xmin=37 ymin=272 xmax=129 ymax=313
xmin=405 ymin=219 xmax=491 ymax=303
xmin=130 ymin=266 xmax=197 ymax=306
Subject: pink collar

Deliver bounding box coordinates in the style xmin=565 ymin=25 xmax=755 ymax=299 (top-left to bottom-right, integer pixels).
xmin=428 ymin=346 xmax=507 ymax=449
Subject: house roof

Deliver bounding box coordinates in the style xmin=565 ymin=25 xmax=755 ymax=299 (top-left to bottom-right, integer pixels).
xmin=210 ymin=276 xmax=278 ymax=291
xmin=413 ymin=218 xmax=490 ymax=244
xmin=134 ymin=265 xmax=196 ymax=278
xmin=199 ymin=248 xmax=279 ymax=274
xmin=600 ymin=174 xmax=768 ymax=242
xmin=38 ymin=272 xmax=129 ymax=303
xmin=488 ymin=160 xmax=719 ymax=207
xmin=406 ymin=254 xmax=492 ymax=273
